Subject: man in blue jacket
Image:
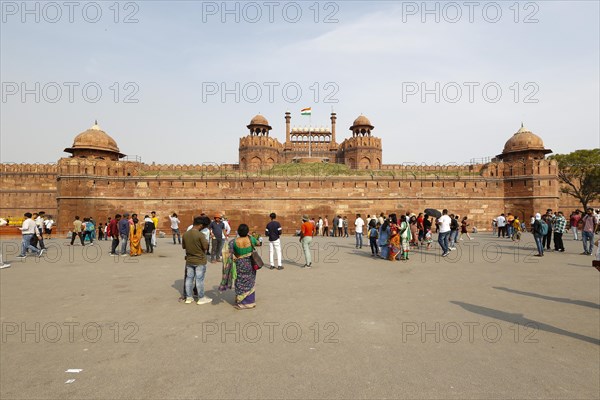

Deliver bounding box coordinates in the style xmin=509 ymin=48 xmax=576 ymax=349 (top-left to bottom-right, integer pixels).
xmin=119 ymin=213 xmax=131 ymax=255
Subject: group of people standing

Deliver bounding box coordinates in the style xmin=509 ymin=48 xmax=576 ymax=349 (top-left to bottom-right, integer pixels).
xmin=530 ymin=208 xmax=599 ymax=257
xmin=312 ymin=215 xmax=350 ymax=238
xmin=103 ymin=211 xmax=159 ymax=256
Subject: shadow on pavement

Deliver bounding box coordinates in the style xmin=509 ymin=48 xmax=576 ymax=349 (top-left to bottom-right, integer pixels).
xmin=493 ymin=286 xmax=600 ymax=310
xmin=451 ymin=301 xmax=600 ymax=346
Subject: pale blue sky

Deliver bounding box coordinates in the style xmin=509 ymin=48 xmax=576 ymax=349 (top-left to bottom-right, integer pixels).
xmin=1 ymin=1 xmax=599 ymax=164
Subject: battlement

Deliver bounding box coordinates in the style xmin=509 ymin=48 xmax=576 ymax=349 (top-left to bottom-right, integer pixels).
xmin=0 ymin=163 xmax=58 ymax=174
xmin=239 ymin=135 xmax=283 ymax=149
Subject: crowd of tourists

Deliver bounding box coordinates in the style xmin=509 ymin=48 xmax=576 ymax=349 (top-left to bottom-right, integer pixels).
xmin=3 ymin=207 xmax=598 ymax=310
xmin=492 ymin=208 xmax=600 ymax=257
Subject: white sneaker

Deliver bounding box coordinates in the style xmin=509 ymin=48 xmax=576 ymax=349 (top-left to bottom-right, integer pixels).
xmin=184 ymin=297 xmax=194 ymax=304
xmin=0 ymin=264 xmax=11 ymax=269
xmin=196 ymin=297 xmax=212 ymax=305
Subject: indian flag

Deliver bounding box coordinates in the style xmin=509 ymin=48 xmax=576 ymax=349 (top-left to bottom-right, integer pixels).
xmin=300 ymin=107 xmax=312 ymax=116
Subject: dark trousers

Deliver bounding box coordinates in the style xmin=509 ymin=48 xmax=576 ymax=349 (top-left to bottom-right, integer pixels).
xmin=553 ymin=232 xmax=564 ymax=251
xmin=98 ymin=230 xmax=104 ymax=240
xmin=497 ymin=226 xmax=506 ymax=238
xmin=369 ymin=237 xmax=379 ymax=255
xmin=144 ymin=234 xmax=153 ymax=253
xmin=543 ymin=231 xmax=553 ymax=249
xmin=111 ymin=237 xmax=120 ymax=254
xmin=30 ymin=234 xmax=45 ymax=250
xmin=71 ymin=232 xmax=84 ymax=245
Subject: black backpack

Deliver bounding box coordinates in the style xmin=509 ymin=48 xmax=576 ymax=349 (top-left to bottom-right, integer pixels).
xmin=450 ymin=218 xmax=459 ymax=230
xmin=143 ymin=221 xmax=154 ymax=235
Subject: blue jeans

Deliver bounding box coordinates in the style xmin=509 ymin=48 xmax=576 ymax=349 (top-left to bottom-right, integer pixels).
xmin=185 ymin=264 xmax=206 ymax=298
xmin=120 ymin=234 xmax=128 ymax=254
xmin=355 ymin=232 xmax=363 ymax=248
xmin=534 ymin=235 xmax=544 ymax=255
xmin=438 ymin=231 xmax=450 ymax=253
xmin=20 ymin=234 xmax=40 ymax=256
xmin=449 ymin=230 xmax=458 ymax=247
xmin=507 ymin=225 xmax=513 ymax=238
xmin=582 ymin=231 xmax=594 ymax=254
xmin=172 ymin=228 xmax=181 ymax=244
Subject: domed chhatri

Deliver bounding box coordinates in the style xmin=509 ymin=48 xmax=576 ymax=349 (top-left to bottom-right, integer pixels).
xmin=351 ymin=115 xmax=373 ymax=128
xmin=349 ymin=114 xmax=374 ymax=137
xmin=64 ymin=121 xmax=125 ymax=160
xmin=247 ymin=114 xmax=272 ymax=135
xmin=497 ymin=123 xmax=552 ymax=161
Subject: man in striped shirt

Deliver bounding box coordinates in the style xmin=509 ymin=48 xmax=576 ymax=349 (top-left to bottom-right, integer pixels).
xmin=553 ymin=211 xmax=567 ymax=252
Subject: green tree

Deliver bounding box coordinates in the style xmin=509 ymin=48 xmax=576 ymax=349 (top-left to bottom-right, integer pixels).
xmin=551 ymin=149 xmax=600 ymax=210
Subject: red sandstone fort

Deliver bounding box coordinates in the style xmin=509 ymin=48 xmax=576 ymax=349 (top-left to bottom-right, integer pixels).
xmin=0 ymin=113 xmax=581 ymax=234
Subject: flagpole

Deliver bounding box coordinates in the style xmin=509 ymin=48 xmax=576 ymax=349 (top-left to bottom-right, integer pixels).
xmin=308 ymin=114 xmax=312 ymax=158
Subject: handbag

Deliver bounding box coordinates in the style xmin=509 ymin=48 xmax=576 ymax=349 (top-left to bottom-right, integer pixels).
xmin=250 ymin=239 xmax=264 ymax=270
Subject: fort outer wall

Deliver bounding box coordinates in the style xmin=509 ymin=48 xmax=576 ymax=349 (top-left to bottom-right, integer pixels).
xmin=0 ymin=164 xmax=58 ymax=225
xmin=3 ymin=159 xmax=584 ymax=236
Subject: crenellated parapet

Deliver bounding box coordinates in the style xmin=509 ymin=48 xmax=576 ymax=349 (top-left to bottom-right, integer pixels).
xmin=57 ymin=157 xmax=141 ymax=177
xmin=0 ymin=163 xmax=58 ymax=174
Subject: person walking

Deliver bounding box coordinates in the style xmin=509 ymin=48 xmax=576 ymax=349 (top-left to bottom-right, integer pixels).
xmin=437 ymin=209 xmax=452 ymax=257
xmin=182 ymin=216 xmax=212 ymax=305
xmin=17 ymin=213 xmax=43 ymax=258
xmin=265 ymin=212 xmax=283 ymax=270
xmin=169 ymin=213 xmax=181 ymax=245
xmin=459 ymin=216 xmax=472 ymax=241
xmin=300 ymin=215 xmax=313 ymax=268
xmin=354 ymin=214 xmax=365 ymax=249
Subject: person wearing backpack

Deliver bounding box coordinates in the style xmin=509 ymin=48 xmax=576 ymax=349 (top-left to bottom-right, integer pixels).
xmin=449 ymin=214 xmax=459 ymax=251
xmin=533 ymin=213 xmax=546 ymax=257
xmin=142 ymin=215 xmax=155 ymax=253
xmin=368 ymin=220 xmax=379 ymax=257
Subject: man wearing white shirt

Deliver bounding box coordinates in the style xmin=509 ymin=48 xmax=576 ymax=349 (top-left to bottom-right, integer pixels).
xmin=496 ymin=214 xmax=507 ymax=238
xmin=44 ymin=216 xmax=54 ymax=239
xmin=354 ymin=214 xmax=365 ymax=249
xmin=437 ymin=209 xmax=452 ymax=257
xmin=17 ymin=213 xmax=43 ymax=258
xmin=169 ymin=213 xmax=181 ymax=245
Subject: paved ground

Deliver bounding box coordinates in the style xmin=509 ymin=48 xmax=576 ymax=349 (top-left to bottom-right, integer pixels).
xmin=1 ymin=232 xmax=598 ymax=399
